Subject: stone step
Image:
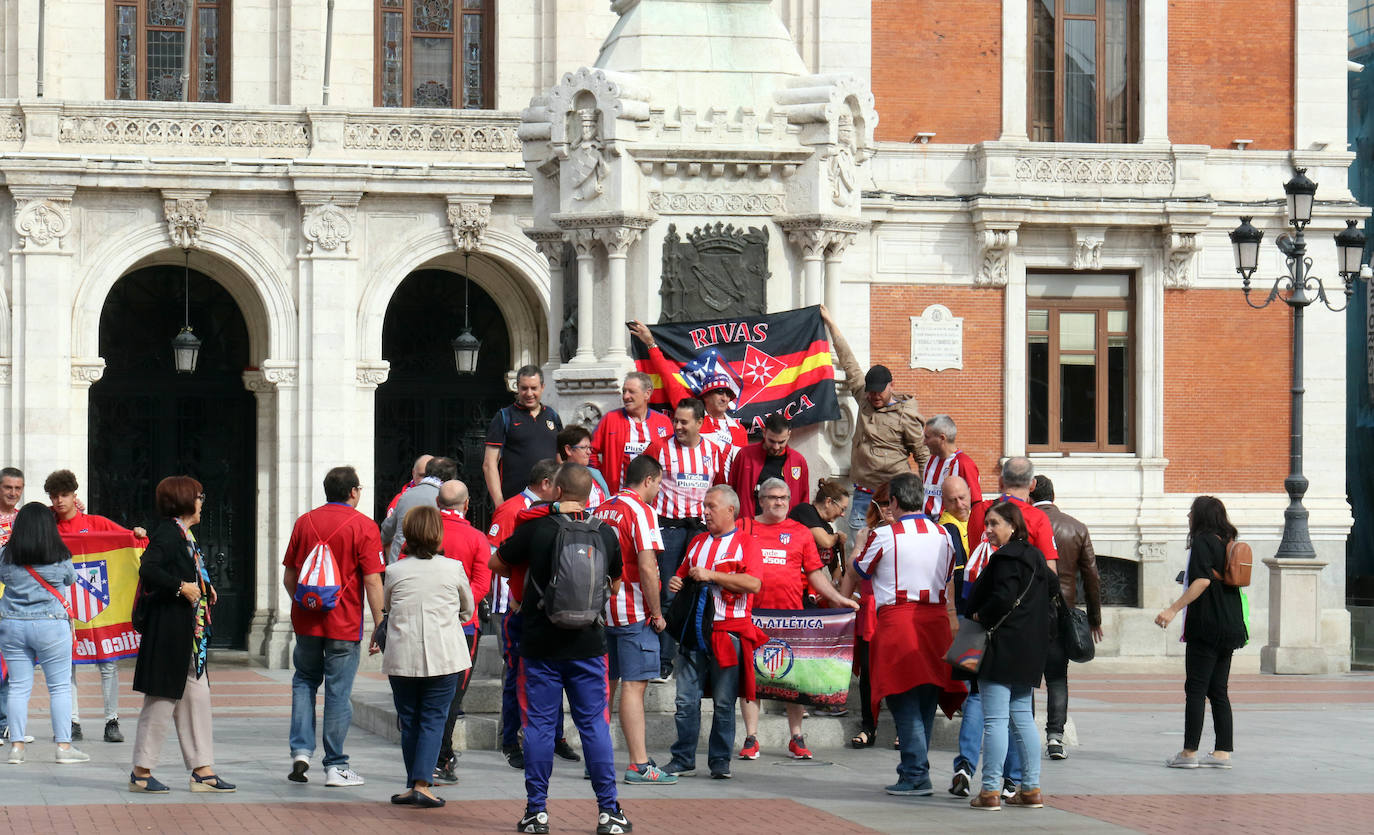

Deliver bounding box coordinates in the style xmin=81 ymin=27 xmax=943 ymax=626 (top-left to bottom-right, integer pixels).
xmin=349 ymin=680 xmax=972 ymax=754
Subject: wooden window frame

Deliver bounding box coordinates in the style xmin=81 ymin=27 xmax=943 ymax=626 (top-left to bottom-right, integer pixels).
xmin=374 ymin=0 xmax=496 ymax=109
xmin=1028 ymin=0 xmax=1139 ymax=143
xmin=107 ymin=0 xmax=232 ymax=103
xmin=1027 ymin=278 xmax=1134 ymax=454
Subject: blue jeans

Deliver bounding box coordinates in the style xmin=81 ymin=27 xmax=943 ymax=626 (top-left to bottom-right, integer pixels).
xmin=978 ymin=680 xmax=1040 ymax=793
xmin=955 ymin=689 xmax=1022 ymax=782
xmin=670 ymin=635 xmax=740 ymax=773
xmin=657 ymin=525 xmax=696 ymax=669
xmin=521 ymin=655 xmax=617 ymax=812
xmin=290 ymin=635 xmax=361 ymax=769
xmin=0 ymin=618 xmax=74 ymax=744
xmin=847 ymin=488 xmax=874 ymax=546
xmin=390 ymin=673 xmax=459 ymax=788
xmin=887 ymin=684 xmax=938 ymax=787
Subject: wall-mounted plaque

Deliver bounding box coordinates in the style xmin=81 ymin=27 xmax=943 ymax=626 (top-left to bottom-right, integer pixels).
xmin=909 ymin=304 xmax=963 ymax=371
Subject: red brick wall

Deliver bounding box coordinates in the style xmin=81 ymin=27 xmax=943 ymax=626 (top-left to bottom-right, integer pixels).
xmin=1168 ymin=0 xmax=1294 ymax=149
xmin=1163 ymin=290 xmax=1289 ymax=493
xmin=871 ymin=1 xmax=1002 ymax=144
xmin=869 ymin=286 xmax=1004 ymax=497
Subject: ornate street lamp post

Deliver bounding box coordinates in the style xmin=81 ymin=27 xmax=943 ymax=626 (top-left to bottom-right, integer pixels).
xmin=1228 ymin=169 xmax=1367 ymax=673
xmin=1228 ymin=170 xmax=1367 ymax=560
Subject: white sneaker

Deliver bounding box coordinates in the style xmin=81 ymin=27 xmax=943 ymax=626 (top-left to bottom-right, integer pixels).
xmin=56 ymin=746 xmax=92 ymax=764
xmin=325 ymin=766 xmax=365 ymax=787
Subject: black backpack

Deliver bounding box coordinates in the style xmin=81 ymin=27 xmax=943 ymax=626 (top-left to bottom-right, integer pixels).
xmin=527 ymin=513 xmax=609 ymax=629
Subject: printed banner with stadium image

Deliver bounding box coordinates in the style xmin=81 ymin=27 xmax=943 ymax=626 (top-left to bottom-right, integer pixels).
xmin=63 ymin=531 xmax=145 ymax=664
xmin=632 ymin=306 xmax=839 ymax=432
xmin=751 ymin=608 xmax=856 ymax=707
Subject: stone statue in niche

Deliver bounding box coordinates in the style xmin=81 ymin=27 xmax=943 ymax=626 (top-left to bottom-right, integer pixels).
xmin=567 ymin=108 xmax=609 ymax=202
xmin=830 ymin=112 xmax=859 ymax=208
xmin=659 ymin=222 xmax=770 ymax=323
xmin=559 ymin=243 xmax=578 ymax=363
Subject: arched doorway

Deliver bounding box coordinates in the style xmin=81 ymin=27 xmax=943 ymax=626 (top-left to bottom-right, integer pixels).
xmin=374 ymin=269 xmax=512 ymax=529
xmin=89 ymin=264 xmax=257 ymax=649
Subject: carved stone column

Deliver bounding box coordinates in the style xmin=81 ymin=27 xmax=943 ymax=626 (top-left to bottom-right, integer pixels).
xmin=567 ymin=229 xmax=598 ymax=364
xmin=242 ymin=362 xmax=299 ymax=669
xmin=823 ymin=230 xmax=860 ymax=315
xmin=595 ymin=218 xmax=653 ymax=358
xmin=790 ymin=229 xmax=828 ymax=308
xmin=527 ymin=229 xmax=567 ymax=373
xmin=10 ymin=183 xmax=82 ymax=476
xmin=779 ymin=215 xmax=869 ymax=308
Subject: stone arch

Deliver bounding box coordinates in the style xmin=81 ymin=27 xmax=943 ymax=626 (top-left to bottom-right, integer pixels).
xmin=72 ymin=222 xmax=297 ymax=365
xmin=358 ymin=226 xmax=550 ymax=370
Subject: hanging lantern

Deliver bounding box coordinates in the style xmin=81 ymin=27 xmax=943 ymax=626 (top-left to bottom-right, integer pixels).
xmin=172 ymin=248 xmax=200 ymax=373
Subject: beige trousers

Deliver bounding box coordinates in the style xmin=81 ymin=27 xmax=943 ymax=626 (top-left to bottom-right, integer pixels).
xmin=131 ymin=661 xmax=214 ymax=771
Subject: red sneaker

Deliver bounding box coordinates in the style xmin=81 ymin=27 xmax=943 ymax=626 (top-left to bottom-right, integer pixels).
xmin=787 ymin=735 xmax=813 ymax=760
xmin=738 ymin=736 xmax=760 ymax=760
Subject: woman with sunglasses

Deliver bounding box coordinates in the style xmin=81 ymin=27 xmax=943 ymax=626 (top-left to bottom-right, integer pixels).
xmin=128 ymin=477 xmax=234 ymax=794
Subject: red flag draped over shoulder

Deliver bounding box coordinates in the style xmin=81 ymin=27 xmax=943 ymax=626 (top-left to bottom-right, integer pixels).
xmin=631 ymin=306 xmax=839 ymax=432
xmin=62 ymin=531 xmax=146 ymax=664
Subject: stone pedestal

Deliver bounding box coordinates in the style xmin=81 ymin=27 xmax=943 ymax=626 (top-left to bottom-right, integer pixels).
xmin=1260 ymin=557 xmax=1332 ymax=675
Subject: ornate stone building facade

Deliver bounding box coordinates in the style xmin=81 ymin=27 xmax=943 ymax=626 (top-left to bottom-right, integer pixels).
xmin=0 ymin=0 xmax=1358 ymax=670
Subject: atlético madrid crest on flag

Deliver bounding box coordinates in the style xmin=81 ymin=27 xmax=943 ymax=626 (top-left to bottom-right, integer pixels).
xmin=756 ymin=639 xmax=795 ymax=678
xmin=71 ymin=559 xmax=111 ymax=622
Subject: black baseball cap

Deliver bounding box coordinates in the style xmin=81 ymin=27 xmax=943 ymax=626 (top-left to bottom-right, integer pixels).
xmin=864 ymin=365 xmax=893 ymax=392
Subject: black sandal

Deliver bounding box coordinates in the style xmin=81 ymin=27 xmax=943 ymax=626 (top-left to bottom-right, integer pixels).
xmin=849 ymin=729 xmax=876 ymax=748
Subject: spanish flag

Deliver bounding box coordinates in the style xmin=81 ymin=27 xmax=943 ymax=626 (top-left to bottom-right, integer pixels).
xmin=632 ymin=306 xmax=840 ymax=433
xmin=62 ymin=532 xmax=145 ymax=664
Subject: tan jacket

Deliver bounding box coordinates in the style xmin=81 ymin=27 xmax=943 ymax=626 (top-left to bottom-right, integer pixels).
xmin=830 ymin=321 xmax=929 ymax=488
xmin=1035 ymin=502 xmax=1102 ymax=627
xmin=382 ymin=555 xmax=475 ymax=678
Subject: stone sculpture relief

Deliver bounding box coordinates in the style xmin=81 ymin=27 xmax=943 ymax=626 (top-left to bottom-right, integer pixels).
xmin=659 ymin=222 xmax=770 ymax=323
xmin=567 ymin=109 xmax=609 ymax=202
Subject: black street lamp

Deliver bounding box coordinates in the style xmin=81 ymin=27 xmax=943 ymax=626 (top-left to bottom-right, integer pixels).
xmin=452 ymin=250 xmax=481 ymax=374
xmin=1228 ymin=169 xmax=1367 ymax=560
xmin=171 ymin=248 xmax=201 ymax=374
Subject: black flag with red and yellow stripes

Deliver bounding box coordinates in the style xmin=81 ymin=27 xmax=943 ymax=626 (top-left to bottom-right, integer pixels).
xmin=632 ymin=306 xmax=839 ymax=433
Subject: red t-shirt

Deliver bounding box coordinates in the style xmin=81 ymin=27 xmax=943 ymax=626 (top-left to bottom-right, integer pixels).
xmin=437 ymin=508 xmax=492 ymax=628
xmin=965 ymin=494 xmax=1058 ymax=583
xmin=742 ymin=517 xmax=822 ymax=610
xmin=282 ymin=503 xmax=385 ymax=641
xmin=55 ymin=512 xmax=129 ymax=535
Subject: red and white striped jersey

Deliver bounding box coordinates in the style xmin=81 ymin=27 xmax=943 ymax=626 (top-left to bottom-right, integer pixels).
xmin=852 ymin=513 xmax=955 ymax=608
xmin=921 ymin=451 xmax=982 ymax=517
xmin=646 ymin=435 xmax=730 ymax=520
xmin=702 ymin=414 xmax=748 ymax=453
xmin=677 ymin=527 xmax=762 ymax=621
xmin=623 ymin=415 xmax=664 ymax=462
xmin=588 ymin=480 xmax=608 ymax=509
xmin=594 ymin=490 xmax=664 ymax=626
xmin=486 ymin=489 xmax=538 ymax=614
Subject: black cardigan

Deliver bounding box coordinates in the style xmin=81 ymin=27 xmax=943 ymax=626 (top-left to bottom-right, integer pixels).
xmin=132 ymin=519 xmax=213 ymax=700
xmin=966 ymin=539 xmax=1055 ymax=688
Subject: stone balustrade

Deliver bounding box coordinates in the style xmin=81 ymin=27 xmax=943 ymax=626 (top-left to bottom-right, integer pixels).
xmin=0 ymin=99 xmax=524 ymax=163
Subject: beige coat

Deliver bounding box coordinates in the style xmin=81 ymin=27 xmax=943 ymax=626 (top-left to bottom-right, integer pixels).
xmin=382 ymin=555 xmax=475 ymax=678
xmin=830 ymin=320 xmax=929 ymax=487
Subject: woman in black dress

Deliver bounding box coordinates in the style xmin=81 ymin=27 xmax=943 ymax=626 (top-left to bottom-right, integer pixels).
xmin=1154 ymin=496 xmax=1247 ymax=769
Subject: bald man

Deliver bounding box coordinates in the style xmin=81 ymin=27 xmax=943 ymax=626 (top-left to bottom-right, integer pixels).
xmin=384 ymin=454 xmax=434 ymax=520
xmin=432 ymin=479 xmax=493 ymax=783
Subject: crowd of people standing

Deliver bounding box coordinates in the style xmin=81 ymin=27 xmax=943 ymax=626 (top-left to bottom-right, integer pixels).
xmin=0 ymin=307 xmax=1248 ymax=833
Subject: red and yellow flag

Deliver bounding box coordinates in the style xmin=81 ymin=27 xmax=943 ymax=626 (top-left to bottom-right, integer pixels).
xmin=62 ymin=531 xmax=145 ymax=664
